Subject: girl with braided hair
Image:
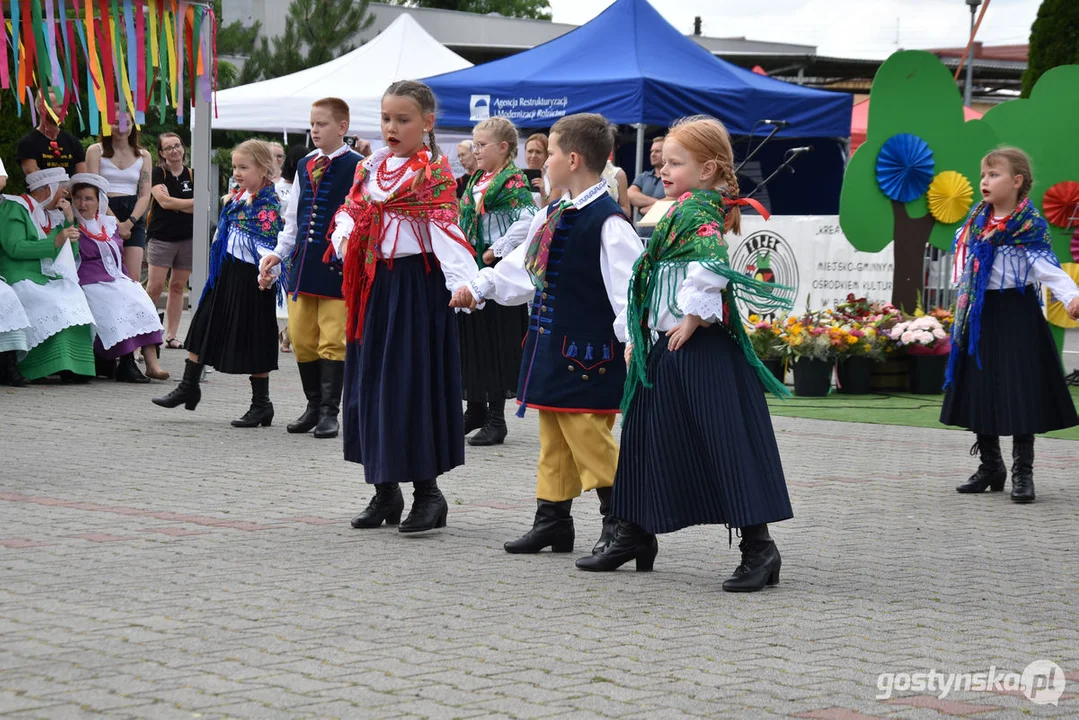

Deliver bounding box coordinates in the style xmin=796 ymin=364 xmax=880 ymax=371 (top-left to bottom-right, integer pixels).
xmin=942 ymin=147 xmax=1079 ymax=504
xmin=577 ymin=116 xmax=795 ymax=593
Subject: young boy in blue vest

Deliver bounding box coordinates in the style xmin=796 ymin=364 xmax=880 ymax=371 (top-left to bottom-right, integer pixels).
xmin=452 ymin=113 xmax=644 ymax=556
xmin=260 ymin=97 xmax=363 ymax=439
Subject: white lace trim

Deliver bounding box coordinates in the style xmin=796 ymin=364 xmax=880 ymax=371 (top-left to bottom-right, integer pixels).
xmin=81 ymin=278 xmax=164 ymax=350
xmin=490 ymin=233 xmax=519 ymax=258
xmin=676 ymin=285 xmax=726 ymax=324
xmin=0 ymin=281 xmax=31 ymax=334
xmin=10 ymin=278 xmax=95 ymax=350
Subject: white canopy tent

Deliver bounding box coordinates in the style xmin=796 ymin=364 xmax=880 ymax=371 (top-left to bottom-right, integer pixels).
xmin=212 ymin=13 xmax=473 ymax=136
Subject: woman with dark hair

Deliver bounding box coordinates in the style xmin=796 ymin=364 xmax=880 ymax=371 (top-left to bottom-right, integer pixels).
xmin=85 ymin=109 xmax=153 ymax=282
xmin=145 ymin=132 xmax=194 ymax=349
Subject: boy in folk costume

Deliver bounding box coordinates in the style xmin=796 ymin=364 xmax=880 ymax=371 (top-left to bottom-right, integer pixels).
xmin=261 ymin=98 xmax=363 ymax=440
xmin=452 ymin=113 xmax=645 ymax=556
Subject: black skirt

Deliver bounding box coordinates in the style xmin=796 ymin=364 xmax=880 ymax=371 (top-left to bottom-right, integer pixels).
xmin=457 ymin=300 xmax=527 ymax=401
xmin=941 ymin=287 xmax=1078 ymax=435
xmin=185 ymin=255 xmax=279 ymax=375
xmin=610 ymin=325 xmax=794 ymax=534
xmin=342 ymin=255 xmax=465 ymax=485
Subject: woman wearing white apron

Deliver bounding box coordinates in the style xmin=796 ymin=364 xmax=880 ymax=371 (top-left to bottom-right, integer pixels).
xmin=0 ymin=274 xmax=31 ymax=385
xmin=68 ymin=174 xmax=167 ymax=383
xmin=0 ymin=168 xmax=95 ymax=382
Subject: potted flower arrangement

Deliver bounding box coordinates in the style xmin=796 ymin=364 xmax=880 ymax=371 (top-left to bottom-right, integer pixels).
xmin=888 ymin=314 xmax=952 ymax=394
xmin=779 ymin=310 xmax=836 ymax=397
xmin=746 ymin=315 xmax=787 ymax=385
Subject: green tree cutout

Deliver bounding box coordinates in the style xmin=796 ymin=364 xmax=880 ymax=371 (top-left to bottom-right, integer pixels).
xmin=839 ymin=51 xmax=997 ymax=310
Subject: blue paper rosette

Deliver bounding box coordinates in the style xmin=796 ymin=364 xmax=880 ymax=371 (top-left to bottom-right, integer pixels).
xmin=875 ymin=133 xmax=935 ymax=203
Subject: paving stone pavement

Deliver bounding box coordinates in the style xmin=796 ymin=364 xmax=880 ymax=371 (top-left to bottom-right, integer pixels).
xmin=2 ymin=314 xmax=1077 ymax=720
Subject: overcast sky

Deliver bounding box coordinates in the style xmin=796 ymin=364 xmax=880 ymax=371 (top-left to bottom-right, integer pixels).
xmin=548 ymin=0 xmax=1042 ymax=59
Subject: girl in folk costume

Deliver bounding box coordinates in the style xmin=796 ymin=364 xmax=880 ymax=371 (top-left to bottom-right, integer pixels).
xmin=578 ymin=117 xmax=795 ymax=594
xmin=153 ymin=140 xmax=285 ymax=427
xmin=331 ymin=80 xmax=478 ymax=534
xmin=0 ymin=169 xmax=96 ymax=382
xmin=68 ymin=174 xmax=167 ymax=383
xmin=457 ymin=116 xmax=536 ymax=445
xmin=0 ymin=271 xmax=32 ymax=386
xmin=942 ymin=147 xmax=1079 ymax=503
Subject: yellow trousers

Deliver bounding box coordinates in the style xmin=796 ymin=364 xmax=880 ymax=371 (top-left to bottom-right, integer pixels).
xmin=535 ymin=410 xmax=619 ymax=502
xmin=287 ymin=294 xmax=346 ymax=362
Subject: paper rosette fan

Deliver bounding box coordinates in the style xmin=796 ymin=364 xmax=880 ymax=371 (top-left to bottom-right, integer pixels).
xmin=1042 ymin=181 xmax=1079 ymax=229
xmin=926 ymin=171 xmax=974 ymax=224
xmin=1046 ymin=263 xmax=1079 ymax=329
xmin=875 ymin=133 xmax=935 ymax=203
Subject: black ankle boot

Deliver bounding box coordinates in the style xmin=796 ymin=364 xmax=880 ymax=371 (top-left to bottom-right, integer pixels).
xmin=468 ymin=399 xmax=507 ymax=446
xmin=287 ymin=361 xmax=321 ymax=434
xmin=313 ymin=359 xmax=344 ymax=439
xmin=152 ymin=359 xmax=203 ymax=410
xmin=575 ymin=519 xmax=658 ymax=572
xmin=592 ymin=486 xmax=617 ymax=555
xmin=1010 ymin=434 xmax=1035 ymax=504
xmin=351 ymin=483 xmax=405 ymax=528
xmin=504 ymin=500 xmax=575 ymax=553
xmin=956 ymin=435 xmax=1007 ymax=493
xmin=232 ymin=376 xmax=274 ymax=428
xmin=722 ymin=524 xmax=781 ymax=592
xmin=0 ymin=351 xmax=27 ymax=387
xmin=115 ymin=353 xmax=150 ymax=383
xmin=463 ymin=400 xmax=487 ymax=434
xmin=399 ymin=480 xmax=448 ymax=533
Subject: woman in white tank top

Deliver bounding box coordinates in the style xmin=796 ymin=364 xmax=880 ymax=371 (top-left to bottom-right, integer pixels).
xmin=86 ymin=108 xmax=153 ymax=282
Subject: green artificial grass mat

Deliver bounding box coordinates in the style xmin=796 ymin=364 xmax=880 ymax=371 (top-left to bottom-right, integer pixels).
xmin=765 ymin=386 xmax=1079 ymax=441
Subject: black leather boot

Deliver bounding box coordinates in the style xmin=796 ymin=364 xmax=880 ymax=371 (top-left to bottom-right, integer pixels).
xmin=504 ymin=500 xmax=575 ymax=553
xmin=350 ymin=483 xmax=405 ymax=528
xmin=232 ymin=376 xmax=274 ymax=428
xmin=95 ymin=354 xmax=116 ymax=379
xmin=0 ymin=351 xmax=27 ymax=387
xmin=313 ymin=359 xmax=344 ymax=439
xmin=592 ymin=486 xmax=618 ymax=555
xmin=152 ymin=359 xmax=203 ymax=410
xmin=722 ymin=524 xmax=781 ymax=592
xmin=575 ymin=519 xmax=658 ymax=572
xmin=398 ymin=480 xmax=448 ymax=533
xmin=463 ymin=401 xmax=487 ymax=434
xmin=287 ymin=361 xmax=321 ymax=434
xmin=1010 ymin=434 xmax=1035 ymax=504
xmin=115 ymin=352 xmax=150 ymax=383
xmin=468 ymin=399 xmax=507 ymax=446
xmin=956 ymin=435 xmax=1007 ymax=493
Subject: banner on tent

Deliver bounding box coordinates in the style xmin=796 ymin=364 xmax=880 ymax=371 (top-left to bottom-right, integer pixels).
xmin=470 ymin=94 xmax=570 ymax=124
xmin=727 ymin=215 xmax=895 ymax=320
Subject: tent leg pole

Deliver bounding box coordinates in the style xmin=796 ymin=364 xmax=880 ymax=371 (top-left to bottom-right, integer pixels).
xmin=634 ymin=123 xmax=645 ymax=180
xmin=190 ymin=90 xmax=212 ymax=310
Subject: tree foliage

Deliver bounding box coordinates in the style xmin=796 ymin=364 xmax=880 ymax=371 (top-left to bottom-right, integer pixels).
xmin=245 ymin=0 xmax=375 ymax=81
xmin=1022 ymin=0 xmax=1079 ymax=98
xmin=392 ymin=0 xmax=552 ymax=21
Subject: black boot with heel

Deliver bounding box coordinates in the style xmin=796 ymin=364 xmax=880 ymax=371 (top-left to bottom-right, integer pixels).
xmin=592 ymin=486 xmax=617 ymax=555
xmin=1010 ymin=434 xmax=1035 ymax=503
xmin=722 ymin=524 xmax=781 ymax=592
xmin=152 ymin=359 xmax=203 ymax=410
xmin=956 ymin=434 xmax=1007 ymax=493
xmin=351 ymin=483 xmax=405 ymax=528
xmin=398 ymin=480 xmax=448 ymax=533
xmin=463 ymin=401 xmax=487 ymax=435
xmin=468 ymin=399 xmax=507 ymax=446
xmin=231 ymin=376 xmax=274 ymax=428
xmin=575 ymin=520 xmax=658 ymax=572
xmin=504 ymin=500 xmax=575 ymax=553
xmin=287 ymin=361 xmax=321 ymax=434
xmin=313 ymin=359 xmax=344 ymax=439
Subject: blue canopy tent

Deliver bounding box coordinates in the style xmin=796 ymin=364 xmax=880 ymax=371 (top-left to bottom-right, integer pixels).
xmin=423 ymin=0 xmax=853 ymax=214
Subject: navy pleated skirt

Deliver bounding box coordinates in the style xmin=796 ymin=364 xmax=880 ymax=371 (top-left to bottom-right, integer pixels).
xmin=457 ymin=299 xmax=527 ymax=402
xmin=342 ymin=255 xmax=465 ymax=485
xmin=940 ymin=287 xmax=1078 ymax=436
xmin=185 ymin=255 xmax=278 ymax=375
xmin=610 ymin=325 xmax=794 ymax=534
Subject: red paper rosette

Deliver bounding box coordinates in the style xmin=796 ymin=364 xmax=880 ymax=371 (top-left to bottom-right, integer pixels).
xmin=1042 ymin=181 xmax=1079 ymax=228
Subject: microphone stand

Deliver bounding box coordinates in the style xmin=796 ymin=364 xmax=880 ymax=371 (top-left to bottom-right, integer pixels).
xmin=743 ymin=151 xmax=809 ymax=202
xmin=735 ymin=124 xmax=782 ymax=174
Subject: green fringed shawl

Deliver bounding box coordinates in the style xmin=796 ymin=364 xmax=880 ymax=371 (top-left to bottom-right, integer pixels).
xmin=622 ymin=189 xmax=794 ymax=413
xmin=458 ymin=163 xmax=536 ymax=268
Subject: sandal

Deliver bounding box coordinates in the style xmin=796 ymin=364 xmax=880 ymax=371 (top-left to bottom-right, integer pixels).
xmin=164 ymin=337 xmax=183 ymax=350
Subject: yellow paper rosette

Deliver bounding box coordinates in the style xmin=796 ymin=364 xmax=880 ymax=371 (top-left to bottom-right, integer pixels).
xmin=926 ymin=170 xmax=974 ymax=224
xmin=1046 ymin=262 xmax=1079 ymax=329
